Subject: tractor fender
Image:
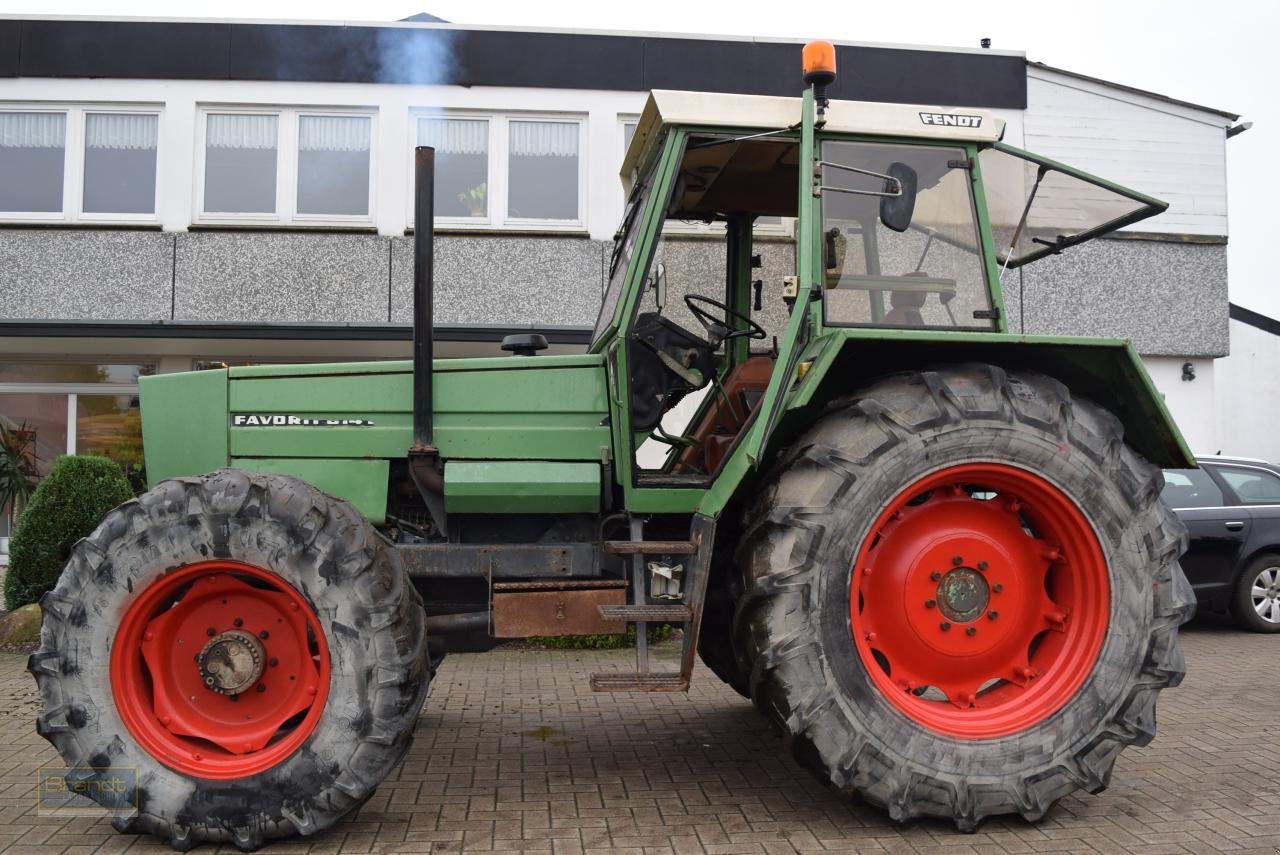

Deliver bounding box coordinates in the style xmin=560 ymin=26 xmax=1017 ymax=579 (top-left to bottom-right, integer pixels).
xmin=698 ymin=330 xmax=1192 ymax=518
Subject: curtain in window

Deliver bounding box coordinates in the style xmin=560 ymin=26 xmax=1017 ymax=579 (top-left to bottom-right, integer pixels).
xmin=417 ymin=117 xmax=487 ymax=155
xmin=0 ymin=112 xmax=66 ymax=148
xmin=509 ymin=121 xmax=578 ymax=158
xmin=206 ymin=114 xmax=278 ymax=150
xmin=298 ymin=115 xmax=371 ymax=152
xmin=85 ymin=114 xmax=158 ymax=151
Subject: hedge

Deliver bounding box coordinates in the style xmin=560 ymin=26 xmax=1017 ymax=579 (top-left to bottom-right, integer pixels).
xmin=3 ymin=455 xmax=134 ymax=611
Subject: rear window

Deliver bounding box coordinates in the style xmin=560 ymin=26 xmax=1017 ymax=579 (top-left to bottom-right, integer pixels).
xmin=1215 ymin=466 xmax=1280 ymax=504
xmin=1161 ymin=469 xmax=1224 ymax=509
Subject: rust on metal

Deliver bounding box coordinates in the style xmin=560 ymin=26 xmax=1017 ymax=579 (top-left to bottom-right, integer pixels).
xmin=604 ymin=540 xmax=698 ymax=555
xmin=492 ymin=586 xmax=625 ymax=637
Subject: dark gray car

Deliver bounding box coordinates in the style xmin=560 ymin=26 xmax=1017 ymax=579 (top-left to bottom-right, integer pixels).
xmin=1162 ymin=456 xmax=1280 ymax=632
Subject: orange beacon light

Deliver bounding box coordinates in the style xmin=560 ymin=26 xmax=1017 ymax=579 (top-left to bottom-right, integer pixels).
xmin=802 ymin=40 xmax=837 ymax=86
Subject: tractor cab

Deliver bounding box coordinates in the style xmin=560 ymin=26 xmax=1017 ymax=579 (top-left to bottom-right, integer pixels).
xmin=592 ymin=87 xmax=1168 ymax=509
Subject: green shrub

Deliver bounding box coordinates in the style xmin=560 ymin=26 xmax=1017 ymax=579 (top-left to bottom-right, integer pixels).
xmin=3 ymin=455 xmax=134 ymax=610
xmin=528 ymin=625 xmax=674 ymax=650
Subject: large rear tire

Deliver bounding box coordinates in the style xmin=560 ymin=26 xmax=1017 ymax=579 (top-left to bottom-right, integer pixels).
xmin=732 ymin=364 xmax=1193 ymax=828
xmin=29 ymin=469 xmax=430 ymax=850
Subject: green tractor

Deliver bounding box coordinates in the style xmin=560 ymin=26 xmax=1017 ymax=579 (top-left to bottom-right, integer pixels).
xmin=30 ymin=42 xmax=1194 ymax=849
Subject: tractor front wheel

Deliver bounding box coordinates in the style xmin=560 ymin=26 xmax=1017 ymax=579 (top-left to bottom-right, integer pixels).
xmin=733 ymin=365 xmax=1193 ymax=828
xmin=29 ymin=469 xmax=430 ymax=850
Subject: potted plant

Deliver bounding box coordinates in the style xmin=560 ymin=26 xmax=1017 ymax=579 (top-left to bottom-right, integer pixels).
xmin=0 ymin=423 xmax=39 ymax=558
xmin=457 ymin=182 xmax=487 ymax=217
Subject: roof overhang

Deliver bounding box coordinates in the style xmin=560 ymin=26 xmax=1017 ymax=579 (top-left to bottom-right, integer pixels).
xmin=621 ymin=90 xmax=1006 ymax=187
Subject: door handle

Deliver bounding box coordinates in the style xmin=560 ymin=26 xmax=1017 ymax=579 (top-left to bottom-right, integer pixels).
xmin=1225 ymin=521 xmax=1244 ymax=531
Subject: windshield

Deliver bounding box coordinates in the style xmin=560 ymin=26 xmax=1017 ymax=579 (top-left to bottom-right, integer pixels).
xmin=979 ymin=142 xmax=1166 ymax=270
xmin=592 ymin=173 xmax=657 ymax=345
xmin=820 ymin=140 xmax=996 ymax=330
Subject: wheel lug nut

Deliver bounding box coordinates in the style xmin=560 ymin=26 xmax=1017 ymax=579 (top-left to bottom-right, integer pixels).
xmin=259 ymin=630 xmax=269 ymax=639
xmin=233 ymin=618 xmax=244 ymax=628
xmin=940 ymin=621 xmax=951 ymax=632
xmin=993 ymin=584 xmax=1003 ymax=593
xmin=144 ymin=631 xmax=153 ymax=641
xmin=924 ymin=599 xmax=936 ymax=609
xmin=966 ymin=626 xmax=977 ymax=636
xmin=987 ymin=611 xmax=998 ymax=620
xmin=930 ymin=571 xmax=941 ymax=581
xmin=977 ymin=560 xmax=989 ymax=571
xmin=269 ymin=657 xmax=279 ymax=667
xmin=206 ymin=627 xmax=216 ymax=637
xmin=256 ymin=683 xmax=266 ymax=693
xmin=952 ymin=555 xmax=964 ymax=566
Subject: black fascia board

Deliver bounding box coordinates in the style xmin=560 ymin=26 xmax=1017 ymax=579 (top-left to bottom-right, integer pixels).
xmin=6 ymin=18 xmax=1027 ymax=109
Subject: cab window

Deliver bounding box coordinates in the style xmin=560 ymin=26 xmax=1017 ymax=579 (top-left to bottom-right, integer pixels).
xmin=819 ymin=140 xmax=994 ymax=330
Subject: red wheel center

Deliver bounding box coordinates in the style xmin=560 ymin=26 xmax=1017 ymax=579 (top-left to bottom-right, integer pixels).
xmin=110 ymin=561 xmax=331 ymax=779
xmin=851 ymin=464 xmax=1108 ymax=739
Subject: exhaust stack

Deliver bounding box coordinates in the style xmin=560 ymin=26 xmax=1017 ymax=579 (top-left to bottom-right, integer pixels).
xmin=412 ymin=145 xmax=436 ymax=452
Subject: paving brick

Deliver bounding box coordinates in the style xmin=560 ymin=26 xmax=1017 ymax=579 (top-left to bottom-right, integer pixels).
xmin=1 ymin=623 xmax=1277 ymax=853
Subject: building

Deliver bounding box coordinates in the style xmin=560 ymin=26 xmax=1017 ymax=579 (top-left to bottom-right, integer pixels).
xmin=0 ymin=15 xmax=1246 ymax=531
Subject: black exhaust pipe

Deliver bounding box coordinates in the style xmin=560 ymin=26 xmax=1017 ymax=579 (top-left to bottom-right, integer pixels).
xmin=409 ymin=146 xmax=446 ymax=533
xmin=412 ymin=145 xmax=436 ymax=452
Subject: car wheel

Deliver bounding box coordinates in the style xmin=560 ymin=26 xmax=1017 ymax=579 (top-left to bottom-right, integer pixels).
xmin=1231 ymin=553 xmax=1280 ymax=633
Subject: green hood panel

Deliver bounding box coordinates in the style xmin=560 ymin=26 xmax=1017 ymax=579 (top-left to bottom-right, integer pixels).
xmin=226 ymin=357 xmax=610 ymax=462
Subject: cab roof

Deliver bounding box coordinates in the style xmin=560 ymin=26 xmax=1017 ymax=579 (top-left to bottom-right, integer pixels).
xmin=621 ymin=89 xmax=1006 ymax=187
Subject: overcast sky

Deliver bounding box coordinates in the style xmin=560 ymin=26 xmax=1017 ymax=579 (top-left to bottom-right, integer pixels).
xmin=4 ymin=0 xmax=1276 ymax=319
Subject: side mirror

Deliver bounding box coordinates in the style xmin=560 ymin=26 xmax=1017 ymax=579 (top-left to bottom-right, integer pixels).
xmin=654 ymin=262 xmax=667 ymax=311
xmin=879 ymin=162 xmax=918 ymax=233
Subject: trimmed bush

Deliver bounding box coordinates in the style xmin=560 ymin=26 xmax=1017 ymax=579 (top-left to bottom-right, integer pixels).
xmin=3 ymin=455 xmax=134 ymax=610
xmin=528 ymin=625 xmax=674 ymax=650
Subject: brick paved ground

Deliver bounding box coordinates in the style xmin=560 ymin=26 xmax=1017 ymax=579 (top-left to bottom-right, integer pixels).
xmin=0 ymin=620 xmax=1277 ymax=854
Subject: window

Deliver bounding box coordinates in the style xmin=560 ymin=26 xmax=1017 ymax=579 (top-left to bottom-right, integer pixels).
xmin=0 ymin=362 xmax=154 ymax=483
xmin=199 ymin=108 xmax=374 ymax=224
xmin=0 ymin=106 xmax=159 ymax=221
xmin=1161 ymin=469 xmax=1225 ymax=509
xmin=418 ymin=116 xmax=489 ymax=221
xmin=820 ymin=140 xmax=994 ymax=330
xmin=412 ymin=111 xmax=585 ymax=229
xmin=1215 ymin=466 xmax=1280 ymax=504
xmin=508 ymin=120 xmax=579 ymax=221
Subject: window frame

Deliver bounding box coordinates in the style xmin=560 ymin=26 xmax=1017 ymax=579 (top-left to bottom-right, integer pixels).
xmin=1209 ymin=463 xmax=1280 ymax=507
xmin=194 ymin=104 xmax=377 ymax=228
xmin=408 ymin=109 xmax=587 ymax=231
xmin=0 ymin=103 xmax=163 ymax=225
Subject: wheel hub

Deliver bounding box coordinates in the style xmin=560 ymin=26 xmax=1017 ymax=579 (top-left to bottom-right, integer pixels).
xmin=936 ymin=566 xmax=989 ymax=624
xmin=198 ymin=629 xmax=265 ymax=695
xmin=110 ymin=561 xmax=331 ymax=779
xmin=850 ymin=463 xmax=1109 ymax=738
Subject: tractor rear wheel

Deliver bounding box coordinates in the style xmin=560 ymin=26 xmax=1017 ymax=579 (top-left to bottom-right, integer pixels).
xmin=29 ymin=469 xmax=430 ymax=850
xmin=732 ymin=364 xmax=1193 ymax=828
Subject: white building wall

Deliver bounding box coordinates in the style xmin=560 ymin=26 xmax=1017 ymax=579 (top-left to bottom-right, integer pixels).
xmin=1213 ymin=320 xmax=1280 ymax=461
xmin=1024 ymin=68 xmax=1232 ymax=237
xmin=1143 ymin=356 xmax=1218 ymax=456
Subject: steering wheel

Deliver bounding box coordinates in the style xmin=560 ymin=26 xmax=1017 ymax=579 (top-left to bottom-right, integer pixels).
xmin=684 ymin=293 xmax=766 ymax=342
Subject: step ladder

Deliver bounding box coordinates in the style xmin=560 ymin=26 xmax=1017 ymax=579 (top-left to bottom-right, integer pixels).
xmin=589 ymin=515 xmax=715 ymax=692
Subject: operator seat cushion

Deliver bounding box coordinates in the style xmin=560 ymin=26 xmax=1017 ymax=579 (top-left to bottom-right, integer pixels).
xmin=884 ymin=290 xmax=926 ymax=326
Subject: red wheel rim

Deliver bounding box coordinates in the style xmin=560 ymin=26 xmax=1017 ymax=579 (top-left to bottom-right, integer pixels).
xmin=110 ymin=560 xmax=331 ymax=779
xmin=850 ymin=463 xmax=1109 ymax=739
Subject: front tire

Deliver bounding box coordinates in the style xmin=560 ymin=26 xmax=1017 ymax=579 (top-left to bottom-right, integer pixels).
xmin=29 ymin=469 xmax=431 ymax=850
xmin=733 ymin=365 xmax=1193 ymax=828
xmin=1230 ymin=553 xmax=1280 ymax=633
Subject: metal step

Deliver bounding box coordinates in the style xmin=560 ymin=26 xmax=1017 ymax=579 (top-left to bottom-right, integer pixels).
xmin=590 ymin=673 xmax=689 ymax=692
xmin=603 ymin=540 xmax=698 ymax=555
xmin=598 ymin=604 xmax=691 ymax=622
